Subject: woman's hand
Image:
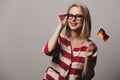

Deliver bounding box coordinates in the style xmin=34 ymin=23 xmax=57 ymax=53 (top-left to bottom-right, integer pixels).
xmin=85 ymin=42 xmax=96 ymax=57
xmin=57 ymin=13 xmax=68 ymax=28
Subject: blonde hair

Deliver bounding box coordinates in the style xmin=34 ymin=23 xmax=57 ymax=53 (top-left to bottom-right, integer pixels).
xmin=65 ymin=3 xmax=91 ymax=39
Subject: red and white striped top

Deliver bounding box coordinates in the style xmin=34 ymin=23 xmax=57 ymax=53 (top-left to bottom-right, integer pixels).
xmin=42 ymin=34 xmax=97 ymax=80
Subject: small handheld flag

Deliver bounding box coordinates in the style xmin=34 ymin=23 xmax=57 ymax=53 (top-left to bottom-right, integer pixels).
xmin=97 ymin=28 xmax=109 ymax=42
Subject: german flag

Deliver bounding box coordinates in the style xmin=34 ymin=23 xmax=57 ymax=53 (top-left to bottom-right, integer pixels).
xmin=97 ymin=28 xmax=109 ymax=42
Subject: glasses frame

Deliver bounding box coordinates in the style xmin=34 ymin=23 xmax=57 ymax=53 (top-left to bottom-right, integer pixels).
xmin=67 ymin=14 xmax=84 ymax=21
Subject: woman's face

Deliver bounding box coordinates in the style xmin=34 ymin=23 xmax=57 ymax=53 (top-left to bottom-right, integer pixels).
xmin=67 ymin=6 xmax=84 ymax=31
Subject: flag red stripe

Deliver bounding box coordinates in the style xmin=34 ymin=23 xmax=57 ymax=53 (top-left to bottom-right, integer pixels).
xmin=97 ymin=28 xmax=109 ymax=41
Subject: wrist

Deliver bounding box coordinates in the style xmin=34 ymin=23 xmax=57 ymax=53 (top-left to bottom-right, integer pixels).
xmin=58 ymin=24 xmax=64 ymax=30
xmin=58 ymin=23 xmax=63 ymax=27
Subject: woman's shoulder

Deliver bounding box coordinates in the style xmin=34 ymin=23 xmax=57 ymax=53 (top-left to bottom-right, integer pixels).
xmin=59 ymin=33 xmax=69 ymax=40
xmin=58 ymin=33 xmax=70 ymax=44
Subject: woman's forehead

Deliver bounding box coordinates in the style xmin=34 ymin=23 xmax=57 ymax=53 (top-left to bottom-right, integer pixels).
xmin=69 ymin=6 xmax=84 ymax=15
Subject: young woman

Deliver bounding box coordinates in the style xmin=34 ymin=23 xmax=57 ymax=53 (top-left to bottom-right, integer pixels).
xmin=42 ymin=3 xmax=98 ymax=80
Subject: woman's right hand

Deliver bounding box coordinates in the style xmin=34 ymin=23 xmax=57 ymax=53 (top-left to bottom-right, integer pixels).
xmin=57 ymin=13 xmax=68 ymax=28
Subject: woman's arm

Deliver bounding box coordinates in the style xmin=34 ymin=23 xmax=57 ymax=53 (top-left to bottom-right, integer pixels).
xmin=82 ymin=42 xmax=97 ymax=80
xmin=82 ymin=56 xmax=89 ymax=80
xmin=48 ymin=24 xmax=63 ymax=52
xmin=47 ymin=13 xmax=67 ymax=52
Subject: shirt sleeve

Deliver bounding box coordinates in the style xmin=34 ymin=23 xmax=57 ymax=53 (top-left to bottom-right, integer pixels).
xmin=42 ymin=42 xmax=49 ymax=55
xmin=42 ymin=36 xmax=61 ymax=56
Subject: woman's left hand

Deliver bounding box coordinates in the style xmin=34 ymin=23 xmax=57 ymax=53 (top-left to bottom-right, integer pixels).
xmin=85 ymin=42 xmax=96 ymax=57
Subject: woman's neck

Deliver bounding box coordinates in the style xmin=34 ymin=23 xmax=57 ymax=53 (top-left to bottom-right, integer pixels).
xmin=70 ymin=31 xmax=78 ymax=39
xmin=70 ymin=30 xmax=81 ymax=39
xmin=70 ymin=30 xmax=87 ymax=41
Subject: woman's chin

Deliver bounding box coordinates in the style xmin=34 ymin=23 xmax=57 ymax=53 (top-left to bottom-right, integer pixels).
xmin=69 ymin=25 xmax=80 ymax=30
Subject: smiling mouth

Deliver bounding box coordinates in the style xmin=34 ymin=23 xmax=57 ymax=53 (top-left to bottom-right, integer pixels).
xmin=70 ymin=22 xmax=78 ymax=26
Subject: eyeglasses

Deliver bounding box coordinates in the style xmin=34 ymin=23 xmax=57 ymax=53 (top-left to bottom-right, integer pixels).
xmin=67 ymin=14 xmax=84 ymax=21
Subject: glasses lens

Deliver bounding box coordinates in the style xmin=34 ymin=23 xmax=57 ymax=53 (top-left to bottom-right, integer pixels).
xmin=67 ymin=14 xmax=73 ymax=20
xmin=76 ymin=15 xmax=84 ymax=21
xmin=67 ymin=14 xmax=84 ymax=21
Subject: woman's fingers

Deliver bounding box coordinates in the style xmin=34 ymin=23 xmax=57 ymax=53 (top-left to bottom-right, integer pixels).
xmin=86 ymin=42 xmax=96 ymax=56
xmin=58 ymin=13 xmax=67 ymax=22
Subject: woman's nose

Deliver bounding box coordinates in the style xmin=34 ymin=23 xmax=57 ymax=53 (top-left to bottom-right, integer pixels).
xmin=72 ymin=16 xmax=76 ymax=21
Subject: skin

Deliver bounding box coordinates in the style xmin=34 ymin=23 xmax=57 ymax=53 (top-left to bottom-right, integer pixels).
xmin=47 ymin=6 xmax=95 ymax=79
xmin=68 ymin=6 xmax=84 ymax=31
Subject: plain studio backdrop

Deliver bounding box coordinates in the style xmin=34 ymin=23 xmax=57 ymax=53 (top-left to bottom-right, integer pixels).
xmin=0 ymin=0 xmax=120 ymax=80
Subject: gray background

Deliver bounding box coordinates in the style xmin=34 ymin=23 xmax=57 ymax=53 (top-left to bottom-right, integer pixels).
xmin=0 ymin=0 xmax=120 ymax=80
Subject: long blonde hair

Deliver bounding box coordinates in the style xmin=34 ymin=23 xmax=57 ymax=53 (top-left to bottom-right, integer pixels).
xmin=65 ymin=3 xmax=91 ymax=39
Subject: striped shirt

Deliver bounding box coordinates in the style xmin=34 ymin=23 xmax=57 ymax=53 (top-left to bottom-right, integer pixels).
xmin=42 ymin=34 xmax=97 ymax=80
